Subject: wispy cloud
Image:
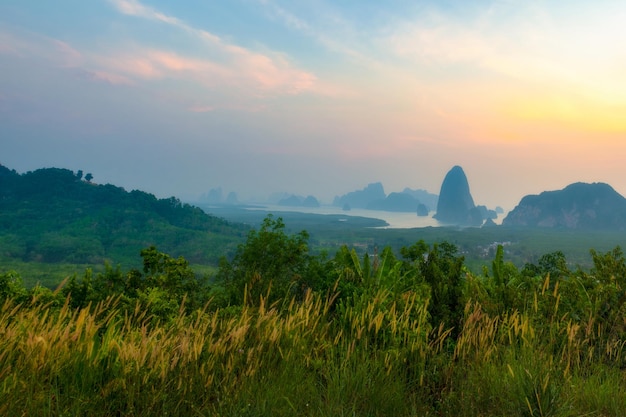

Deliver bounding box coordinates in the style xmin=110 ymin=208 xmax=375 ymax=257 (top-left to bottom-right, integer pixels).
xmin=95 ymin=46 xmax=316 ymax=97
xmin=187 ymin=105 xmax=215 ymax=113
xmin=383 ymin=2 xmax=626 ymax=94
xmin=107 ymin=0 xmax=318 ymax=96
xmin=74 ymin=69 xmax=134 ymax=86
xmin=0 ymin=28 xmax=136 ymax=88
xmin=0 ymin=29 xmax=83 ymax=68
xmin=366 ymin=0 xmax=626 ymax=138
xmin=257 ymin=0 xmax=626 ymax=110
xmin=256 ymin=0 xmax=370 ymax=64
xmin=108 ymin=0 xmax=183 ymax=26
xmin=1 ymin=0 xmax=324 ymax=115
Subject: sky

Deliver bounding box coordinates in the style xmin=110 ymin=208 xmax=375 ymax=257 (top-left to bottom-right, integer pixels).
xmin=2 ymin=0 xmax=626 ymax=211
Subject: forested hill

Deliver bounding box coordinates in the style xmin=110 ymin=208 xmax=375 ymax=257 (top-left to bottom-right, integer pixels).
xmin=503 ymin=182 xmax=626 ymax=230
xmin=0 ymin=165 xmax=246 ymax=266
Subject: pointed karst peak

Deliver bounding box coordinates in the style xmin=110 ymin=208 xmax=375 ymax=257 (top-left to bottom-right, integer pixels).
xmin=434 ymin=165 xmax=479 ymax=225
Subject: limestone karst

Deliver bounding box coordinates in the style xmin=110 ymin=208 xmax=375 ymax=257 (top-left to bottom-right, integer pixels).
xmin=434 ymin=166 xmax=481 ymax=226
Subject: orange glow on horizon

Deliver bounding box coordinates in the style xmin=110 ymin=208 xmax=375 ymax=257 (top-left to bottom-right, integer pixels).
xmin=505 ymin=94 xmax=626 ymax=135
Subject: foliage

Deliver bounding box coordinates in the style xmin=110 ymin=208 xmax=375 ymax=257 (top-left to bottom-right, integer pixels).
xmin=60 ymin=246 xmax=208 ymax=321
xmin=0 ymin=165 xmax=246 ymax=270
xmin=0 ymin=270 xmax=27 ymax=301
xmin=6 ymin=164 xmax=626 ymax=290
xmin=210 ymin=204 xmax=626 ymax=272
xmin=217 ymin=215 xmax=317 ymax=306
xmin=397 ymin=240 xmax=466 ymax=336
xmin=4 ymin=213 xmax=626 ymax=415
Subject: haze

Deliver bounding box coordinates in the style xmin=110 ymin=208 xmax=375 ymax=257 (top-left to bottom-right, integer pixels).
xmin=2 ymin=0 xmax=626 ymax=211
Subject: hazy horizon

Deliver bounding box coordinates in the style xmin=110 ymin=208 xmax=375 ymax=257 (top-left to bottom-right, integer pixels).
xmin=3 ymin=1 xmax=626 ymax=210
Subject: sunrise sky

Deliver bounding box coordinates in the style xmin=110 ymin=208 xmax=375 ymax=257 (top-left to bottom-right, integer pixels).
xmin=2 ymin=0 xmax=626 ymax=211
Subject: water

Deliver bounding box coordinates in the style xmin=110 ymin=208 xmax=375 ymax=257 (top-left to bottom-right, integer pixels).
xmin=249 ymin=205 xmax=443 ymax=229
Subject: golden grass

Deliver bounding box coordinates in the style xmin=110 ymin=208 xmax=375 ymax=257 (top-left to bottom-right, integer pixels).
xmin=1 ymin=279 xmax=626 ymax=416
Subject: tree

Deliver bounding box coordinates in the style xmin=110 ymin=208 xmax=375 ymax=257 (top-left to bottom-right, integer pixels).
xmin=538 ymin=250 xmax=568 ymax=278
xmin=421 ymin=242 xmax=465 ymax=335
xmin=85 ymin=173 xmax=93 ymax=182
xmin=590 ymin=246 xmax=626 ymax=287
xmin=522 ymin=250 xmax=569 ymax=280
xmin=400 ymin=240 xmax=467 ymax=334
xmin=0 ymin=270 xmax=27 ymax=302
xmin=217 ymin=215 xmax=311 ymax=305
xmin=140 ymin=246 xmax=204 ymax=312
xmin=485 ymin=244 xmax=522 ymax=313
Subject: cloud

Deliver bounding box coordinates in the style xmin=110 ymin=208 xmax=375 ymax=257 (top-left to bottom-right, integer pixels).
xmin=0 ymin=29 xmax=83 ymax=68
xmin=94 ymin=46 xmax=316 ymax=97
xmin=109 ymin=0 xmax=183 ymax=26
xmin=107 ymin=0 xmax=317 ymax=96
xmin=382 ymin=2 xmax=626 ymax=92
xmin=0 ymin=29 xmax=136 ymax=88
xmin=99 ymin=50 xmax=209 ymax=80
xmin=365 ymin=1 xmax=626 ymax=140
xmin=387 ymin=21 xmax=496 ymax=66
xmin=51 ymin=40 xmax=82 ymax=67
xmin=76 ymin=69 xmax=134 ymax=86
xmin=256 ymin=0 xmax=369 ymax=63
xmin=2 ymin=0 xmax=322 ymax=116
xmin=187 ymin=105 xmax=215 ymax=113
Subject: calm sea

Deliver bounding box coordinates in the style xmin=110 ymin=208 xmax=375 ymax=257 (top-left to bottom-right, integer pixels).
xmin=250 ymin=205 xmax=504 ymax=228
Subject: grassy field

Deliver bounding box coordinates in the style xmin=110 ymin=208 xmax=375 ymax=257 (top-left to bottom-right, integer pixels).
xmin=0 ymin=257 xmax=218 ymax=289
xmin=0 ymin=257 xmax=106 ymax=289
xmin=2 ymin=281 xmax=626 ymax=416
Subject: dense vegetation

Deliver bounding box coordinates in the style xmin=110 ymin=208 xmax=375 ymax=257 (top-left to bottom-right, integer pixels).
xmin=209 ymin=205 xmax=626 ymax=271
xmin=5 ymin=164 xmax=626 ymax=289
xmin=2 ymin=215 xmax=626 ymax=416
xmin=0 ymin=165 xmax=246 ymax=283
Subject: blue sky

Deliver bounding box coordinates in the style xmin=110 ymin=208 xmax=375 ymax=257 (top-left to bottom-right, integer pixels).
xmin=2 ymin=0 xmax=626 ymax=210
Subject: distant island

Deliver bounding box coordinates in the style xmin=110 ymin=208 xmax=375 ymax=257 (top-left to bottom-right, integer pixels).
xmin=433 ymin=166 xmax=498 ymax=226
xmin=277 ymin=194 xmax=320 ymax=208
xmin=503 ymin=182 xmax=626 ymax=230
xmin=17 ymin=162 xmax=626 ymax=237
xmin=200 ymin=165 xmax=513 ymax=226
xmin=333 ymin=182 xmax=439 ymax=214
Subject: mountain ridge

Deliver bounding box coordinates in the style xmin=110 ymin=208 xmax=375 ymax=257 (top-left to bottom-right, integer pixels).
xmin=0 ymin=164 xmax=246 ymax=266
xmin=503 ymin=182 xmax=626 ymax=230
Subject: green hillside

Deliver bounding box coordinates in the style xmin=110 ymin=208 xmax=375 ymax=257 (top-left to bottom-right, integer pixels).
xmin=0 ymin=165 xmax=247 ymax=284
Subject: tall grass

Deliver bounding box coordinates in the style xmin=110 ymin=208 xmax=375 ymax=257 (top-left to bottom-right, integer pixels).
xmin=2 ymin=277 xmax=626 ymax=416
